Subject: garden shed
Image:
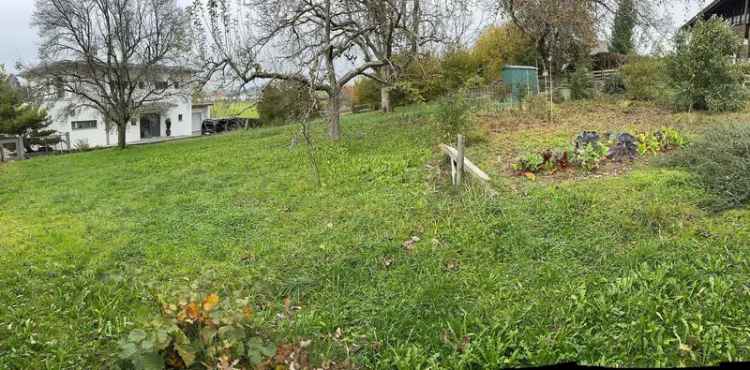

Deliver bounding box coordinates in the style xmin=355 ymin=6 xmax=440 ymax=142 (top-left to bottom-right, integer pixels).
xmin=502 ymin=65 xmax=539 ymax=101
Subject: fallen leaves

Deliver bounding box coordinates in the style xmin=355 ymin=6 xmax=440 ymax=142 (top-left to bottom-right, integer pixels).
xmin=445 ymin=259 xmax=460 ymax=272
xmin=382 ymin=256 xmax=394 ymax=268
xmin=202 ymin=293 xmax=220 ymax=312
xmin=184 ymin=303 xmax=201 ymax=322
xmin=402 ymin=235 xmax=420 ymax=252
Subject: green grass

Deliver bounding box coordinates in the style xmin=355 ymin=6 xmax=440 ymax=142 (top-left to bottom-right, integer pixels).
xmin=2 ymin=103 xmax=750 ymax=368
xmin=212 ymin=100 xmax=259 ymax=119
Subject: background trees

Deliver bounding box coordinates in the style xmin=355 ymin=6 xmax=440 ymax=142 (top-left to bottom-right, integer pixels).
xmin=31 ymin=0 xmax=190 ymax=148
xmin=190 ymin=0 xmax=462 ymax=139
xmin=472 ymin=24 xmax=537 ymax=83
xmin=257 ymin=80 xmax=319 ymax=124
xmin=497 ymin=0 xmax=598 ymax=76
xmin=192 ymin=0 xmax=385 ymax=140
xmin=0 ymin=67 xmax=50 ymax=145
xmin=609 ymin=0 xmax=636 ymax=55
xmin=497 ymin=0 xmax=673 ymax=77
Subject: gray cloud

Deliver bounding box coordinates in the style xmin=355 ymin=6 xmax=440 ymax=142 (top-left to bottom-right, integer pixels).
xmin=0 ymin=1 xmax=38 ymax=73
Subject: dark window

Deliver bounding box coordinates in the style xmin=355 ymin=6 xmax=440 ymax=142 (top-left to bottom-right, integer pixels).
xmin=155 ymin=81 xmax=169 ymax=90
xmin=138 ymin=81 xmax=146 ymax=89
xmin=72 ymin=120 xmax=97 ymax=130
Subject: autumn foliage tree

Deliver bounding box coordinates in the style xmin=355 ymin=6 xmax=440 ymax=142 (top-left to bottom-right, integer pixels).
xmin=472 ymin=24 xmax=537 ymax=82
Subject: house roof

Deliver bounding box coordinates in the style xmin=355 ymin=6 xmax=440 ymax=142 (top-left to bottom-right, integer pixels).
xmin=682 ymin=0 xmax=733 ymax=29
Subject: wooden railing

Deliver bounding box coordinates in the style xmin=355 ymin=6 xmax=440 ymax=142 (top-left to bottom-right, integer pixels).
xmin=0 ymin=136 xmax=25 ymax=162
xmin=1 ymin=133 xmax=73 ymax=162
xmin=440 ymin=134 xmax=491 ymax=189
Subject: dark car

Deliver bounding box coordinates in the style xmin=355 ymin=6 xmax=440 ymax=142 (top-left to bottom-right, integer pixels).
xmin=201 ymin=118 xmax=248 ymax=135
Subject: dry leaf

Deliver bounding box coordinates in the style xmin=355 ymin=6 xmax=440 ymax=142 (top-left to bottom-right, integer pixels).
xmin=202 ymin=293 xmax=220 ymax=312
xmin=243 ymin=305 xmax=254 ymax=320
xmin=383 ymin=256 xmax=394 ymax=267
xmin=679 ymin=343 xmax=692 ymax=353
xmin=402 ymin=236 xmax=420 ymax=252
xmin=184 ymin=303 xmax=201 ymax=321
xmin=445 ymin=259 xmax=460 ymax=271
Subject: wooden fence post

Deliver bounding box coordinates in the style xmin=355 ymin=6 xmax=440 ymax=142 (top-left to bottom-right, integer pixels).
xmin=16 ymin=136 xmax=25 ymax=160
xmin=455 ymin=134 xmax=465 ymax=188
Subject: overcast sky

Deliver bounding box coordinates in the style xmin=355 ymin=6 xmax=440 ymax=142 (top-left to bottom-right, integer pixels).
xmin=0 ymin=0 xmax=705 ymax=75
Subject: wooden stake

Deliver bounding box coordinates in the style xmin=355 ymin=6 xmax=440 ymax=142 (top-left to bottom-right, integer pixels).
xmin=455 ymin=134 xmax=465 ymax=188
xmin=16 ymin=136 xmax=25 ymax=160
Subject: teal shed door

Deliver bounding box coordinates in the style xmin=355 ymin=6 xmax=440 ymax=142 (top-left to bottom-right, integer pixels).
xmin=502 ymin=65 xmax=539 ymax=101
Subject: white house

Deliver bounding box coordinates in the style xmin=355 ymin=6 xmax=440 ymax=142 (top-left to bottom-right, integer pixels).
xmin=23 ymin=63 xmax=212 ymax=148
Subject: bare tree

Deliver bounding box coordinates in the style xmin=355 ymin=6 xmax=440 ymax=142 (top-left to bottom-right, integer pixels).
xmin=497 ymin=0 xmax=598 ymax=76
xmin=192 ymin=0 xmax=374 ymax=139
xmin=350 ymin=0 xmax=479 ymax=112
xmin=30 ymin=0 xmax=190 ymax=148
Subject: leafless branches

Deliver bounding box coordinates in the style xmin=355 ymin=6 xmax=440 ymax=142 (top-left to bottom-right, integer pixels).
xmin=30 ymin=0 xmax=191 ymax=148
xmin=190 ymin=0 xmax=464 ymax=139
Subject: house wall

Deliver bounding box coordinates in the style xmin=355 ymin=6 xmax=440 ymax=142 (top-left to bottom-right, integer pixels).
xmin=45 ymin=95 xmax=195 ymax=148
xmin=190 ymin=106 xmax=212 ymax=135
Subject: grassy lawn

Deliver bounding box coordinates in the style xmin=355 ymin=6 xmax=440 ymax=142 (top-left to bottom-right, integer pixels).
xmin=212 ymin=100 xmax=260 ymax=119
xmin=2 ymin=101 xmax=750 ymax=368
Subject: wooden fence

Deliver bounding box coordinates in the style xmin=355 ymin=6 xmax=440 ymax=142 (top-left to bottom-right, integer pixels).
xmin=538 ymin=68 xmax=620 ymax=92
xmin=440 ymin=135 xmax=491 ymax=188
xmin=1 ymin=133 xmax=72 ymax=162
xmin=591 ymin=69 xmax=619 ymax=84
xmin=0 ymin=136 xmax=25 ymax=162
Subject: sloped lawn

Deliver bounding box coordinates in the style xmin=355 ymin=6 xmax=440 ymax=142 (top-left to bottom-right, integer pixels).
xmin=1 ymin=103 xmax=750 ymax=368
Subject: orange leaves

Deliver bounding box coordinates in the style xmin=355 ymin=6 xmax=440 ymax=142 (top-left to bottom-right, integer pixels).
xmin=121 ymin=289 xmax=280 ymax=370
xmin=185 ymin=303 xmax=201 ymax=321
xmin=202 ymin=293 xmax=220 ymax=312
xmin=174 ymin=293 xmax=220 ymax=324
xmin=243 ymin=305 xmax=254 ymax=320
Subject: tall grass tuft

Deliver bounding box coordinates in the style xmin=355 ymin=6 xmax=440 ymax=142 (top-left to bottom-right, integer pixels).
xmin=666 ymin=123 xmax=750 ymax=211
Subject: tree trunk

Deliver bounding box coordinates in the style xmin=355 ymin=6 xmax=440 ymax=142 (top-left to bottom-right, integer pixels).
xmin=327 ymin=92 xmax=342 ymax=140
xmin=411 ymin=0 xmax=421 ymax=55
xmin=117 ymin=122 xmax=127 ymax=149
xmin=381 ymin=86 xmax=393 ymax=113
xmin=380 ymin=66 xmax=393 ymax=113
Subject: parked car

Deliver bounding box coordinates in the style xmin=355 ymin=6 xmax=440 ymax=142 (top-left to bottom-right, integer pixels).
xmin=201 ymin=118 xmax=260 ymax=135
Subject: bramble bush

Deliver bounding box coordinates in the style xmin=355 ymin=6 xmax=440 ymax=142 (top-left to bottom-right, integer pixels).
xmin=667 ymin=123 xmax=750 ymax=211
xmin=117 ymin=288 xmax=278 ymax=370
xmin=257 ymin=80 xmax=317 ymax=124
xmin=434 ymin=93 xmax=472 ymax=141
xmin=568 ymin=67 xmax=594 ymax=100
xmin=621 ymin=56 xmax=668 ymax=101
xmin=604 ymin=73 xmax=626 ymax=95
